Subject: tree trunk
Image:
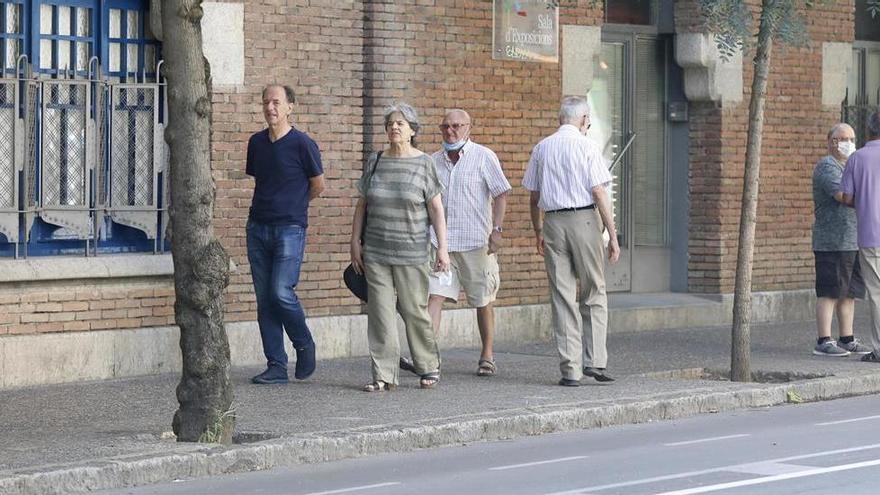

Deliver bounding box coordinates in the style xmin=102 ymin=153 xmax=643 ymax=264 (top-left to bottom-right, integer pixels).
xmin=730 ymin=0 xmax=774 ymax=383
xmin=162 ymin=0 xmax=234 ymax=442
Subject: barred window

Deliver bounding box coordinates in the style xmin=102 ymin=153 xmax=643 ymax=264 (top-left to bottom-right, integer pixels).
xmin=0 ymin=0 xmax=165 ymax=258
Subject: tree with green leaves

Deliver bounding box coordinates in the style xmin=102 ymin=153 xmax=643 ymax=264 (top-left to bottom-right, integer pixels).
xmin=698 ymin=0 xmax=834 ymax=382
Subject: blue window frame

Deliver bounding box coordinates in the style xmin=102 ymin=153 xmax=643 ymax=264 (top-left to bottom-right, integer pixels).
xmin=0 ymin=0 xmax=164 ymax=258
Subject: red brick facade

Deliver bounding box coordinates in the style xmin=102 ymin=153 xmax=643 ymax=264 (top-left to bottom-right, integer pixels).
xmin=679 ymin=0 xmax=854 ymax=293
xmin=0 ymin=1 xmax=857 ymax=336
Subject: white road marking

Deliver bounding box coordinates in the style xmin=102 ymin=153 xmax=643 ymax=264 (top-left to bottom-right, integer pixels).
xmin=663 ymin=434 xmax=750 ymax=447
xmin=726 ymin=461 xmax=813 ymax=476
xmin=542 ymin=442 xmax=880 ymax=495
xmin=489 ymin=456 xmax=588 ymax=471
xmin=815 ymin=414 xmax=880 ymax=426
xmin=305 ymin=482 xmax=401 ymax=495
xmin=652 ymin=457 xmax=880 ymax=495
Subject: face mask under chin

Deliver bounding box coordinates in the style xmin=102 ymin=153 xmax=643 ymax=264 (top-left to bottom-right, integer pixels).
xmin=442 ymin=139 xmax=467 ymax=152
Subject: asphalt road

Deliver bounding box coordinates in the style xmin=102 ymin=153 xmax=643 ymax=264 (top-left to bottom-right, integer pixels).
xmin=98 ymin=395 xmax=880 ymax=495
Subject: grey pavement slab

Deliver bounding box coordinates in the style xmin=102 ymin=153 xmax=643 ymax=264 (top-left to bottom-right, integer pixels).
xmin=1 ymin=317 xmax=879 ymax=495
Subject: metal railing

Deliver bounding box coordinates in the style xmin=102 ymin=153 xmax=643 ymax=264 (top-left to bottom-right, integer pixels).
xmin=842 ymin=89 xmax=879 ymax=148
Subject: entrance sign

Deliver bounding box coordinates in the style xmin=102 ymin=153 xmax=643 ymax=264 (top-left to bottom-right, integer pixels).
xmin=492 ymin=0 xmax=559 ymax=63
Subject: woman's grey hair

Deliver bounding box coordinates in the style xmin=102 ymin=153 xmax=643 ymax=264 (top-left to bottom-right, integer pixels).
xmin=559 ymin=95 xmax=590 ymax=125
xmin=383 ymin=102 xmax=421 ymax=146
xmin=868 ymin=111 xmax=880 ymax=139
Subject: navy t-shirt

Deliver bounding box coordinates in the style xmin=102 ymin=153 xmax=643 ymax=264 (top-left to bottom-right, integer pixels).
xmin=246 ymin=128 xmax=324 ymax=227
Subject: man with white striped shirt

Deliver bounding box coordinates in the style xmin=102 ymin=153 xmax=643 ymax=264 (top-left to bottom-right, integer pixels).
xmin=523 ymin=96 xmax=620 ymax=387
xmin=426 ymin=109 xmax=511 ymax=377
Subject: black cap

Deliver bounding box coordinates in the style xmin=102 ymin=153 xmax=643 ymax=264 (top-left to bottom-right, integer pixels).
xmin=343 ymin=263 xmax=368 ymax=302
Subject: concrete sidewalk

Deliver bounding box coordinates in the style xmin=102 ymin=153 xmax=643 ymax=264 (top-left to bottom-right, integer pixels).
xmin=2 ymin=318 xmax=880 ymax=495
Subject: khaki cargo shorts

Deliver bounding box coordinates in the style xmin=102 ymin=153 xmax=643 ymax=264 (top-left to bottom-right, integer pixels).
xmin=429 ymin=246 xmax=500 ymax=307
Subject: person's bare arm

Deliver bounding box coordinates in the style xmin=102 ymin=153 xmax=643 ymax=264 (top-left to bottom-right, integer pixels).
xmin=308 ymin=174 xmax=325 ymax=201
xmin=349 ymin=198 xmax=366 ymax=274
xmin=488 ymin=191 xmax=508 ymax=254
xmin=529 ymin=191 xmax=544 ymax=256
xmin=427 ymin=195 xmax=450 ymax=272
xmin=591 ymin=184 xmax=620 ymax=263
xmin=834 ymin=191 xmax=855 ymax=207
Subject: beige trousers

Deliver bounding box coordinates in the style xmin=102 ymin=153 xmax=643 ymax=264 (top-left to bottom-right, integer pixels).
xmin=543 ymin=209 xmax=609 ymax=380
xmin=365 ymin=262 xmax=441 ymax=384
xmin=859 ymin=248 xmax=880 ymax=353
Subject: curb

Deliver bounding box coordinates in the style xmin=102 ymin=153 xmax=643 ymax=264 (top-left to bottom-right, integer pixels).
xmin=3 ymin=371 xmax=880 ymax=495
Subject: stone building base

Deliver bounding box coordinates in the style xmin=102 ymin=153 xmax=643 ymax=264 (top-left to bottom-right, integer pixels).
xmin=0 ymin=290 xmax=817 ymax=390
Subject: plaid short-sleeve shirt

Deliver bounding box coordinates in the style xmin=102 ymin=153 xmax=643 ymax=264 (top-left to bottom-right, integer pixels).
xmin=430 ymin=141 xmax=512 ymax=252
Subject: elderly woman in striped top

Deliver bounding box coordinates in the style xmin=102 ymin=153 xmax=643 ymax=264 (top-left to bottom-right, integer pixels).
xmin=349 ymin=102 xmax=450 ymax=392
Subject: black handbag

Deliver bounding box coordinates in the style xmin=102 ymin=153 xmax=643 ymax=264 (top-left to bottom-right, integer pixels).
xmin=344 ymin=151 xmax=382 ymax=302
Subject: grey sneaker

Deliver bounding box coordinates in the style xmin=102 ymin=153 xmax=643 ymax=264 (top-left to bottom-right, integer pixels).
xmin=839 ymin=339 xmax=873 ymax=355
xmin=813 ymin=340 xmax=851 ymax=357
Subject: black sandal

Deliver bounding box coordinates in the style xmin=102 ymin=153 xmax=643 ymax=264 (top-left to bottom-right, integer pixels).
xmin=399 ymin=356 xmax=419 ymax=375
xmin=419 ymin=372 xmax=440 ymax=389
xmin=363 ymin=380 xmax=396 ymax=392
xmin=861 ymin=352 xmax=880 ymax=363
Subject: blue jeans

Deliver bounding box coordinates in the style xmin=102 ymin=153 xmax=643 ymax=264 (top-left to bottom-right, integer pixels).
xmin=246 ymin=220 xmax=314 ymax=369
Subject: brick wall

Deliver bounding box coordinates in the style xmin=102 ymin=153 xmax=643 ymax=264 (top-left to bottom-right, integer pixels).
xmin=214 ymin=0 xmax=604 ymax=323
xmin=1 ymin=1 xmax=857 ymax=335
xmin=681 ymin=0 xmax=854 ymax=293
xmin=0 ymin=281 xmax=175 ymax=335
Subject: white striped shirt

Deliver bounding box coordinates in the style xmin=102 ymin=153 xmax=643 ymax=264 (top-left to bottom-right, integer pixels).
xmin=430 ymin=140 xmax=512 ymax=252
xmin=522 ymin=125 xmax=612 ymax=211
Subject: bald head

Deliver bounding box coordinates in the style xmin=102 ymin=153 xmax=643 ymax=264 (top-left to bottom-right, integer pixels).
xmin=440 ymin=109 xmax=472 ymax=146
xmin=444 ymin=109 xmax=471 ymax=123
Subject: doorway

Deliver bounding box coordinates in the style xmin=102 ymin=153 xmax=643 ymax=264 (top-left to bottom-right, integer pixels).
xmin=589 ymin=33 xmax=670 ymax=292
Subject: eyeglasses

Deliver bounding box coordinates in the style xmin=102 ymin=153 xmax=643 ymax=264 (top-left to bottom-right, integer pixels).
xmin=439 ymin=123 xmax=470 ymax=131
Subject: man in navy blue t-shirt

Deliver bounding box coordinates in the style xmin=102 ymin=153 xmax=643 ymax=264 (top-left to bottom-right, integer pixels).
xmin=246 ymin=84 xmax=325 ymax=384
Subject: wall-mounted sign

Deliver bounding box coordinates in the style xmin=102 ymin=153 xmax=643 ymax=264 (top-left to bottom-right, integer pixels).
xmin=492 ymin=0 xmax=559 ymax=63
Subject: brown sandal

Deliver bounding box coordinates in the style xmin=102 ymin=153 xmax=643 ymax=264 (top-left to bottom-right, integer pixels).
xmin=477 ymin=359 xmax=496 ymax=377
xmin=419 ymin=372 xmax=440 ymax=389
xmin=362 ymin=380 xmax=396 ymax=392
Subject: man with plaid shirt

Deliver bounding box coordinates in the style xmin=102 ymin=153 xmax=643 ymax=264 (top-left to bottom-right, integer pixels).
xmin=425 ymin=109 xmax=511 ymax=377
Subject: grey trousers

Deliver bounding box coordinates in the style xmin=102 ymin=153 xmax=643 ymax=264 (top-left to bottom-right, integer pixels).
xmin=543 ymin=209 xmax=609 ymax=380
xmin=860 ymin=248 xmax=880 ymax=353
xmin=365 ymin=261 xmax=441 ymax=384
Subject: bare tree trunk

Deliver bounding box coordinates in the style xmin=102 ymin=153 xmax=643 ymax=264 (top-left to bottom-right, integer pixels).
xmin=731 ymin=0 xmax=774 ymax=383
xmin=161 ymin=0 xmax=234 ymax=442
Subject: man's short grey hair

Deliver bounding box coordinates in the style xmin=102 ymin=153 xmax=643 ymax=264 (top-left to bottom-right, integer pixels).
xmin=384 ymin=101 xmax=421 ymax=145
xmin=868 ymin=111 xmax=880 ymax=139
xmin=827 ymin=123 xmax=854 ymax=140
xmin=559 ymin=95 xmax=590 ymax=125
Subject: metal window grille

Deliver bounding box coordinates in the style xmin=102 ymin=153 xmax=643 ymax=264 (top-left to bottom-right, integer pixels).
xmin=1 ymin=1 xmax=166 ymax=258
xmin=0 ymin=76 xmax=20 ymax=245
xmin=103 ymin=80 xmax=166 ymax=242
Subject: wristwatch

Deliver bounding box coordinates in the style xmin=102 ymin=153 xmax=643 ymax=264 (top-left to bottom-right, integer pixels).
xmin=493 ymin=225 xmax=503 ymax=234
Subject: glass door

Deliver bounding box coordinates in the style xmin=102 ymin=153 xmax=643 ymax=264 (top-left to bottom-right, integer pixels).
xmin=590 ymin=33 xmax=668 ymax=292
xmin=589 ymin=40 xmax=631 ymax=291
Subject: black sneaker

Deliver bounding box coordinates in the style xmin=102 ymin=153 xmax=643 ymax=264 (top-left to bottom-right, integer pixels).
xmin=294 ymin=344 xmax=316 ymax=380
xmin=583 ymin=367 xmax=615 ymax=383
xmin=558 ymin=377 xmax=580 ymax=387
xmin=251 ymin=366 xmax=289 ymax=384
